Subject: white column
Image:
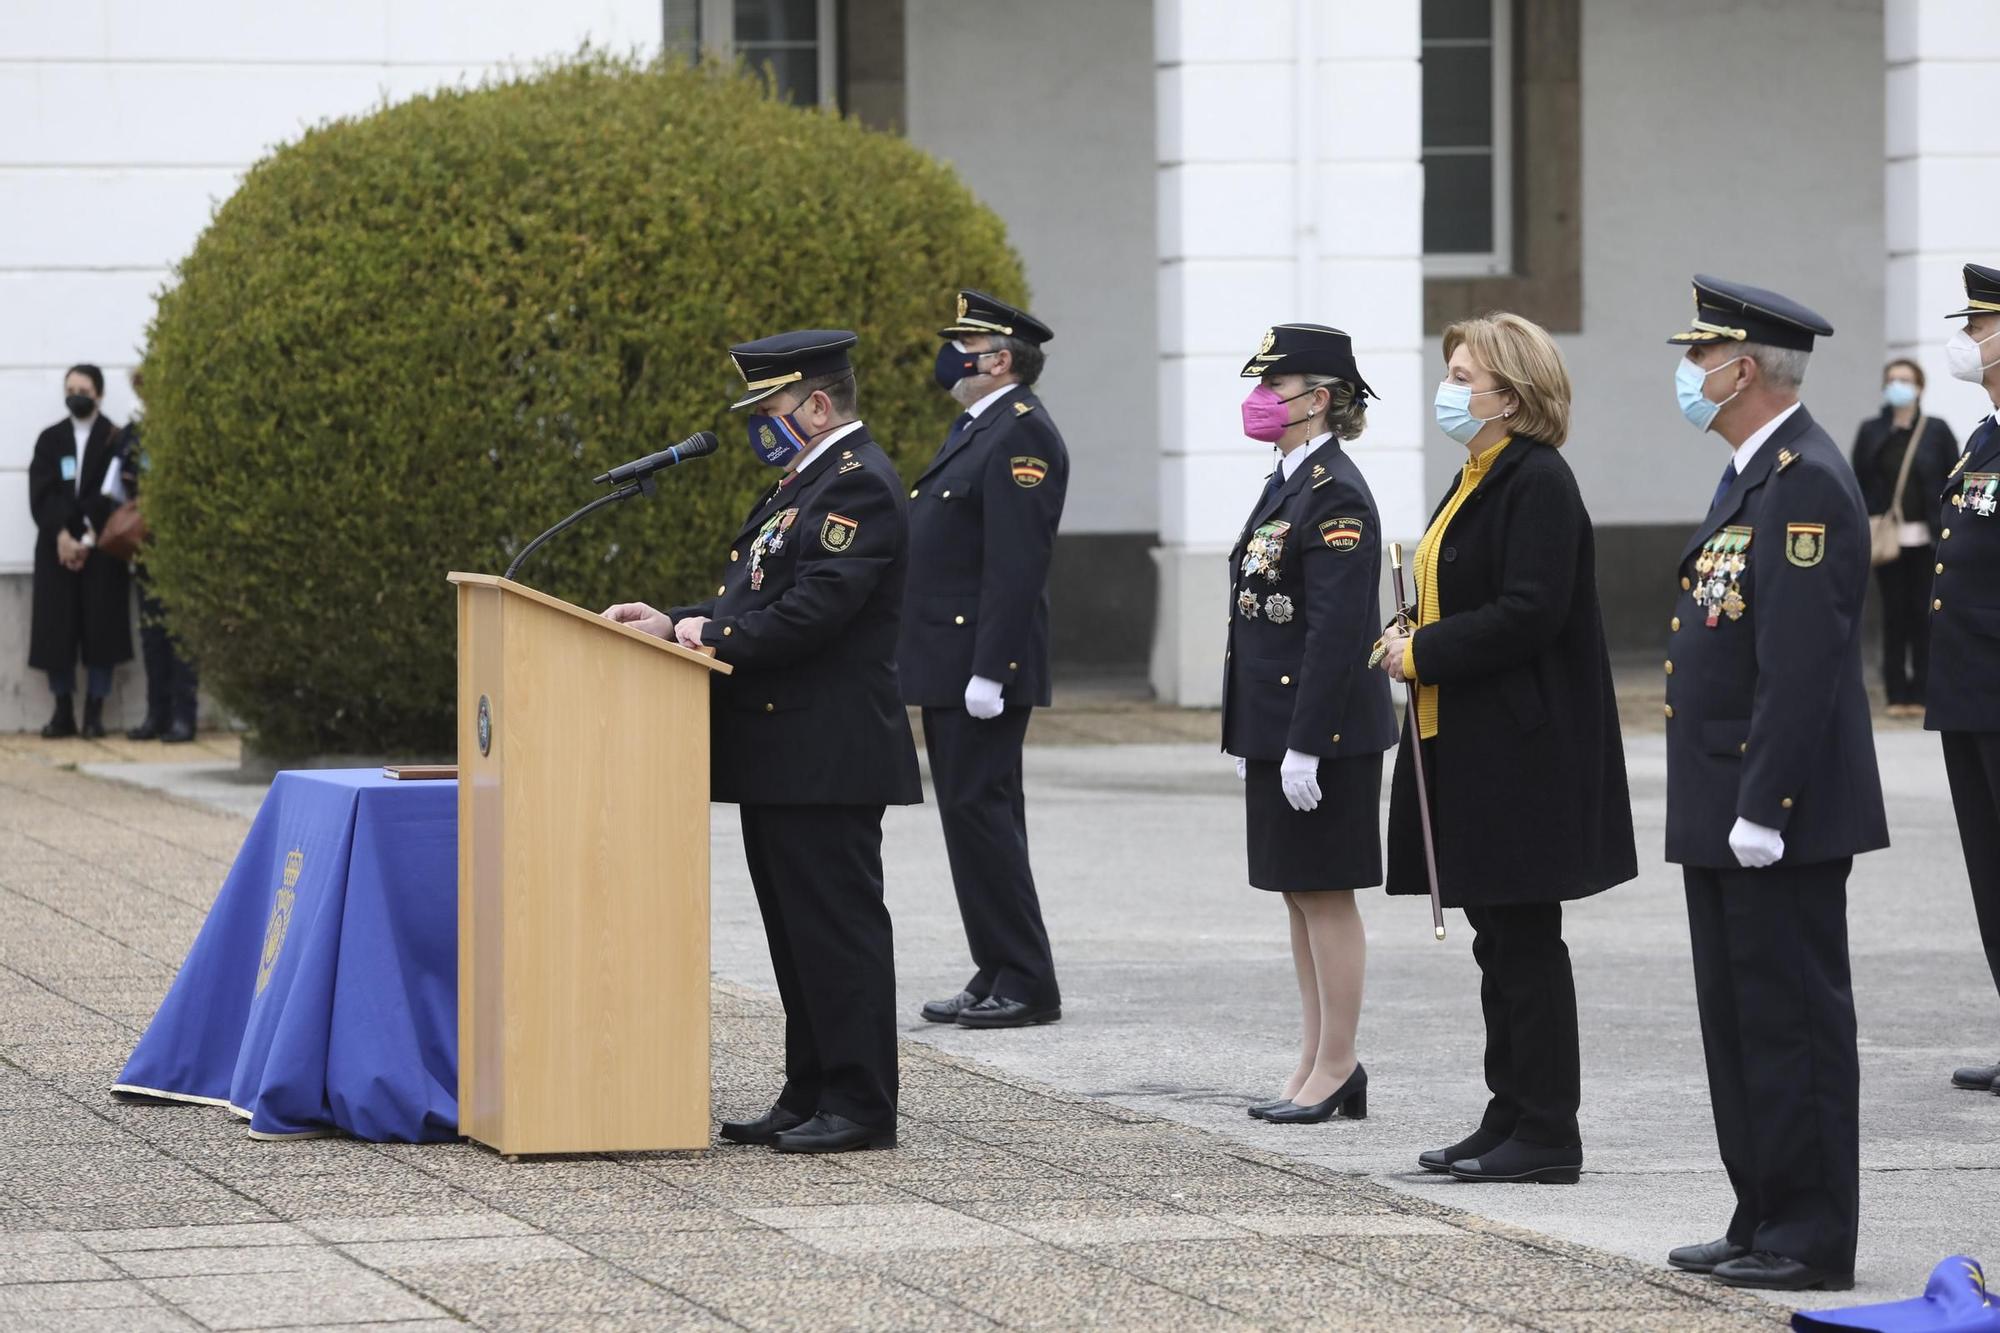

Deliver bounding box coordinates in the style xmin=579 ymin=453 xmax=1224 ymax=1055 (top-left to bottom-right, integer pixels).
xmin=1885 ymin=0 xmax=2000 ymax=430
xmin=1151 ymin=0 xmax=1425 ymax=706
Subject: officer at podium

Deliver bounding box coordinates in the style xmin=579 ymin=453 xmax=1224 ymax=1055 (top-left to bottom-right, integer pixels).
xmin=605 ymin=329 xmax=921 ymax=1154
xmin=901 ymin=290 xmax=1069 ymax=1030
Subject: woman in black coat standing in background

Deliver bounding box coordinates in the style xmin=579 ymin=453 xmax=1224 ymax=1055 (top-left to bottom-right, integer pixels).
xmin=1850 ymin=357 xmax=1957 ymax=716
xmin=1375 ymin=312 xmax=1636 ymax=1184
xmin=27 ymin=364 xmax=132 ymax=738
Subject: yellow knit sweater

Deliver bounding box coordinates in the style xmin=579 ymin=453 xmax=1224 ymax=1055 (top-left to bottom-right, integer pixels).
xmin=1408 ymin=435 xmax=1513 ymax=739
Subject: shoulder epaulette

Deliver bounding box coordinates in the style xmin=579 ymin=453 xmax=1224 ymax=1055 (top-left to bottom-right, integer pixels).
xmin=1013 ymin=400 xmax=1035 ymax=416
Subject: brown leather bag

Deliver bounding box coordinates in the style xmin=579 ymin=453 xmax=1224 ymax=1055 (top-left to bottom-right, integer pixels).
xmin=99 ymin=500 xmax=148 ymax=562
xmin=1869 ymin=414 xmax=1923 ymax=567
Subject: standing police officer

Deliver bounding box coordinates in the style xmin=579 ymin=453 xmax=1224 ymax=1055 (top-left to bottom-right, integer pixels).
xmin=902 ymin=291 xmax=1069 ymax=1030
xmin=1926 ymin=262 xmax=2000 ymax=1097
xmin=1660 ymin=278 xmax=1886 ymax=1292
xmin=605 ymin=330 xmax=921 ymax=1153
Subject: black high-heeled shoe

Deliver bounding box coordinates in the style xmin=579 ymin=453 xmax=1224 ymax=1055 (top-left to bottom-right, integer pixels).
xmin=1246 ymin=1097 xmax=1292 ymax=1120
xmin=1259 ymin=1064 xmax=1367 ymax=1123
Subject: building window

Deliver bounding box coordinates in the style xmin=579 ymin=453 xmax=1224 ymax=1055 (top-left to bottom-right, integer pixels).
xmin=1422 ymin=0 xmax=1512 ymax=277
xmin=664 ymin=0 xmax=839 ymax=108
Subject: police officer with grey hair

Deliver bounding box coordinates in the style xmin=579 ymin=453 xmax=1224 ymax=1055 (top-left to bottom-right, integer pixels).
xmin=1661 ymin=277 xmax=1886 ymax=1293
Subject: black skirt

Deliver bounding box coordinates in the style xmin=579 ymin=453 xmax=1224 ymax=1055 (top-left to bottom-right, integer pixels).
xmin=1245 ymin=753 xmax=1385 ymax=893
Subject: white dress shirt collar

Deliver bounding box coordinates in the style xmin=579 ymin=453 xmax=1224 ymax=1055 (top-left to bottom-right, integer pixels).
xmin=791 ymin=419 xmax=866 ymax=477
xmin=1280 ymin=433 xmax=1332 ymax=481
xmin=963 ymin=381 xmax=1020 ymax=420
xmin=1732 ymin=400 xmax=1803 ymax=472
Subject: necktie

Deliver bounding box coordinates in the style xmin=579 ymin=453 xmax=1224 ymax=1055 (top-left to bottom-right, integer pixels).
xmin=1710 ymin=460 xmax=1738 ymax=511
xmin=946 ymin=412 xmax=974 ymax=446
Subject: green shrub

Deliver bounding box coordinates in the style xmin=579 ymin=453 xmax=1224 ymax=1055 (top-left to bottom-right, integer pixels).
xmin=140 ymin=53 xmax=1026 ymax=756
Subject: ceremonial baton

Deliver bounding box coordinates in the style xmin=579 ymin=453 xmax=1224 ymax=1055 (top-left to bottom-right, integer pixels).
xmin=1389 ymin=542 xmax=1447 ymax=941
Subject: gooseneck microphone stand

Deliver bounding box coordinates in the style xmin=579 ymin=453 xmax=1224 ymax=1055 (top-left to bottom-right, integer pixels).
xmin=502 ymin=473 xmax=656 ymax=583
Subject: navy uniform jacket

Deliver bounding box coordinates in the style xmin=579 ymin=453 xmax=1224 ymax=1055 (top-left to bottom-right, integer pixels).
xmin=1925 ymin=413 xmax=2000 ymax=734
xmin=1221 ymin=438 xmax=1397 ymax=762
xmin=670 ymin=426 xmax=923 ymax=808
xmin=897 ymin=384 xmax=1068 ymax=708
xmin=1663 ymin=407 xmax=1888 ymax=869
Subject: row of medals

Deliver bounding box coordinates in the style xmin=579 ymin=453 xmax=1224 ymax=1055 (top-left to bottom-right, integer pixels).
xmin=1693 ymin=529 xmax=1749 ymax=627
xmin=1238 ymin=522 xmax=1295 ymax=623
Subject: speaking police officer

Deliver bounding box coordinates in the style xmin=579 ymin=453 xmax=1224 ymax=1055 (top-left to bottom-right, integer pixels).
xmin=605 ymin=330 xmax=922 ymax=1154
xmin=1660 ymin=278 xmax=1886 ymax=1292
xmin=901 ymin=291 xmax=1069 ymax=1030
xmin=1926 ymin=261 xmax=2000 ymax=1097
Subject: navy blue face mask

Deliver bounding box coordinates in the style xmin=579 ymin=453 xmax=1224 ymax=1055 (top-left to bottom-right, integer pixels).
xmin=934 ymin=341 xmax=997 ymax=390
xmin=745 ymin=409 xmax=812 ymax=467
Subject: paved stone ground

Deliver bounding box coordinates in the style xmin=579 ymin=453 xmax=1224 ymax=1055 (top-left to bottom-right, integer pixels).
xmin=0 ymin=751 xmax=1793 ymax=1331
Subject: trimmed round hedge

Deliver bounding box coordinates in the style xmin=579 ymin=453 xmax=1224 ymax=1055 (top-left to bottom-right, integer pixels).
xmin=141 ymin=55 xmax=1026 ymax=756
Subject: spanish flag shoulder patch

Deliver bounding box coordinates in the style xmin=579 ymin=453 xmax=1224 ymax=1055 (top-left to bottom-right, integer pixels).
xmin=1011 ymin=456 xmax=1049 ymax=488
xmin=1318 ymin=516 xmax=1364 ymax=551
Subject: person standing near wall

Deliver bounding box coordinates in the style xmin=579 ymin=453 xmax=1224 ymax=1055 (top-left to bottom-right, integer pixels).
xmin=118 ymin=369 xmax=199 ymax=743
xmin=1850 ymin=358 xmax=1957 ymax=717
xmin=26 ymin=364 xmax=132 ymax=738
xmin=1926 ymin=261 xmax=2000 ymax=1098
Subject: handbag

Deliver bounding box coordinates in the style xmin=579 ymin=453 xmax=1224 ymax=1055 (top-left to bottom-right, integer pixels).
xmin=1869 ymin=413 xmax=1922 ymax=567
xmin=98 ymin=499 xmax=148 ymax=562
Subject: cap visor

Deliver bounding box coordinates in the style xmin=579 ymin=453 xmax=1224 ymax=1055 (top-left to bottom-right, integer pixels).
xmin=1666 ymin=330 xmax=1727 ymax=345
xmin=730 ymin=385 xmax=785 ymax=410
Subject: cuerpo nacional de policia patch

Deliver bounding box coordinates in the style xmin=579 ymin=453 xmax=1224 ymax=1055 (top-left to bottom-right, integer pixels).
xmin=1318 ymin=516 xmax=1364 ymax=551
xmin=820 ymin=513 xmax=858 ymax=552
xmin=1786 ymin=522 xmax=1826 ymax=567
xmin=1010 ymin=456 xmax=1049 ymax=488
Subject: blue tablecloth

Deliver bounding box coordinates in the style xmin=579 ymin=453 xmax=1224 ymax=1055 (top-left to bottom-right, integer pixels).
xmin=113 ymin=770 xmax=459 ymax=1142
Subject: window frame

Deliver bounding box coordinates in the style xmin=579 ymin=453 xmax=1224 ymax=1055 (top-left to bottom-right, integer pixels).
xmin=1421 ymin=0 xmax=1514 ymax=279
xmin=686 ymin=0 xmax=840 ymax=109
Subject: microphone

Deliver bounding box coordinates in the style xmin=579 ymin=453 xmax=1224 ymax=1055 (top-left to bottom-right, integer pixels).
xmin=593 ymin=430 xmax=719 ymax=485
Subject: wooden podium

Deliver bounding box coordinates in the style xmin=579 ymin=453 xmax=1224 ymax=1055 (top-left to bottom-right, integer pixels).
xmin=448 ymin=573 xmax=731 ymax=1154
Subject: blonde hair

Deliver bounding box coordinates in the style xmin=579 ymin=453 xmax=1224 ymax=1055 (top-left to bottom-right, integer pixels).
xmin=1305 ymin=374 xmax=1368 ymax=441
xmin=1441 ymin=312 xmax=1572 ymax=447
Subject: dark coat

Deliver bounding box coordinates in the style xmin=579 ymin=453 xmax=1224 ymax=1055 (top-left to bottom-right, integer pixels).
xmin=1386 ymin=437 xmax=1637 ymax=907
xmin=670 ymin=425 xmax=922 ymax=808
xmin=27 ymin=416 xmax=133 ymax=672
xmin=1849 ymin=409 xmax=1958 ymax=536
xmin=1925 ymin=413 xmax=2000 ymax=733
xmin=897 ymin=384 xmax=1068 ymax=708
xmin=1664 ymin=407 xmax=1889 ymax=868
xmin=1220 ymin=437 xmax=1397 ymax=762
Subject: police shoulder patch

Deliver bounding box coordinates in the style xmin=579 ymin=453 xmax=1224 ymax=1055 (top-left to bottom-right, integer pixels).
xmin=820 ymin=513 xmax=859 ymax=552
xmin=1010 ymin=456 xmax=1049 ymax=488
xmin=1785 ymin=522 xmax=1826 ymax=567
xmin=1318 ymin=516 xmax=1364 ymax=551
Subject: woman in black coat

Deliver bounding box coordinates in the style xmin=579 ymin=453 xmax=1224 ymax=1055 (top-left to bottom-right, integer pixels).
xmin=27 ymin=363 xmax=132 ymax=738
xmin=1850 ymin=357 xmax=1958 ymax=716
xmin=1376 ymin=313 xmax=1636 ymax=1184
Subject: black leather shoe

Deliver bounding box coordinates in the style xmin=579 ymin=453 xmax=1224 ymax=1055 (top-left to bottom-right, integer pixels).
xmin=161 ymin=719 xmax=196 ymax=744
xmin=1667 ymin=1237 xmax=1750 ymax=1274
xmin=1246 ymin=1097 xmax=1293 ymax=1119
xmin=1951 ymin=1060 xmax=2000 ymax=1091
xmin=40 ymin=698 xmax=76 ymax=739
xmin=1447 ymin=1138 xmax=1581 ymax=1184
xmin=921 ymin=990 xmax=984 ymax=1024
xmin=1418 ymin=1127 xmax=1506 ymax=1174
xmin=771 ymin=1112 xmax=896 ymax=1154
xmin=1710 ymin=1252 xmax=1853 ymax=1292
xmin=1260 ymin=1065 xmax=1367 ymax=1123
xmin=80 ymin=698 xmax=106 ymax=739
xmin=717 ymin=1104 xmax=809 ymax=1145
xmin=955 ymin=996 xmax=1061 ymax=1029
xmin=126 ymin=713 xmax=164 ymax=741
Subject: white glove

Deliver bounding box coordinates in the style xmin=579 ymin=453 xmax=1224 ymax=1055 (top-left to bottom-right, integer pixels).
xmin=1232 ymin=755 xmax=1247 ymax=781
xmin=1728 ymin=817 xmax=1786 ymax=869
xmin=1280 ymin=749 xmax=1321 ymax=813
xmin=964 ymin=674 xmax=1005 ymax=720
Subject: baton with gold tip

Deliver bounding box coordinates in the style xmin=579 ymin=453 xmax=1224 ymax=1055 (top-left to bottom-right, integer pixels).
xmin=1389 ymin=542 xmax=1447 ymax=941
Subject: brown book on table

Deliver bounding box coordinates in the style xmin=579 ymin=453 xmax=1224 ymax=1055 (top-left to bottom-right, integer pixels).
xmin=382 ymin=765 xmax=457 ymax=780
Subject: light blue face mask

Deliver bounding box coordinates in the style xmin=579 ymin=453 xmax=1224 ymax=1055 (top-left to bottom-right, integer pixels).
xmin=1882 ymin=379 xmax=1919 ymax=409
xmin=1433 ymin=381 xmax=1510 ymax=445
xmin=1675 ymin=355 xmax=1745 ymax=433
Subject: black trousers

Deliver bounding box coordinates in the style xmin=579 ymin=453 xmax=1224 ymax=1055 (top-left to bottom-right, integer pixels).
xmin=1941 ymin=732 xmax=2000 ymax=1006
xmin=136 ymin=574 xmax=199 ymax=726
xmin=921 ymin=705 xmax=1059 ymax=1007
xmin=739 ymin=803 xmax=898 ymax=1126
xmin=1683 ymin=860 xmax=1858 ymax=1273
xmin=1877 ymin=544 xmax=1934 ymax=705
xmin=1464 ymin=902 xmax=1581 ymax=1148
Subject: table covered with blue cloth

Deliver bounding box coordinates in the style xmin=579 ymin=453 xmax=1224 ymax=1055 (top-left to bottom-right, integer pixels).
xmin=112 ymin=769 xmax=459 ymax=1142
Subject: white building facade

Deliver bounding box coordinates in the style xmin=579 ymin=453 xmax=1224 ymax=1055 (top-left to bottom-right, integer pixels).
xmin=3 ymin=0 xmax=1997 ymax=728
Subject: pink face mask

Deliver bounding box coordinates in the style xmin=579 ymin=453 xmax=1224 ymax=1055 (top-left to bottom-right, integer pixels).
xmin=1241 ymin=384 xmax=1312 ymax=443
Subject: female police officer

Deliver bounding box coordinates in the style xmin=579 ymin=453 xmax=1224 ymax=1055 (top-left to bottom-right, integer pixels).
xmin=1224 ymin=324 xmax=1397 ymax=1124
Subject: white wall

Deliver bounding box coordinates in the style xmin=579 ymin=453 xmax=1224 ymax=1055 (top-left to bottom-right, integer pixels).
xmin=0 ymin=0 xmax=663 ymax=576
xmin=1886 ymin=0 xmax=2000 ymax=428
xmin=1426 ymin=0 xmax=1889 ymax=524
xmin=902 ymin=0 xmax=1157 ymax=536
